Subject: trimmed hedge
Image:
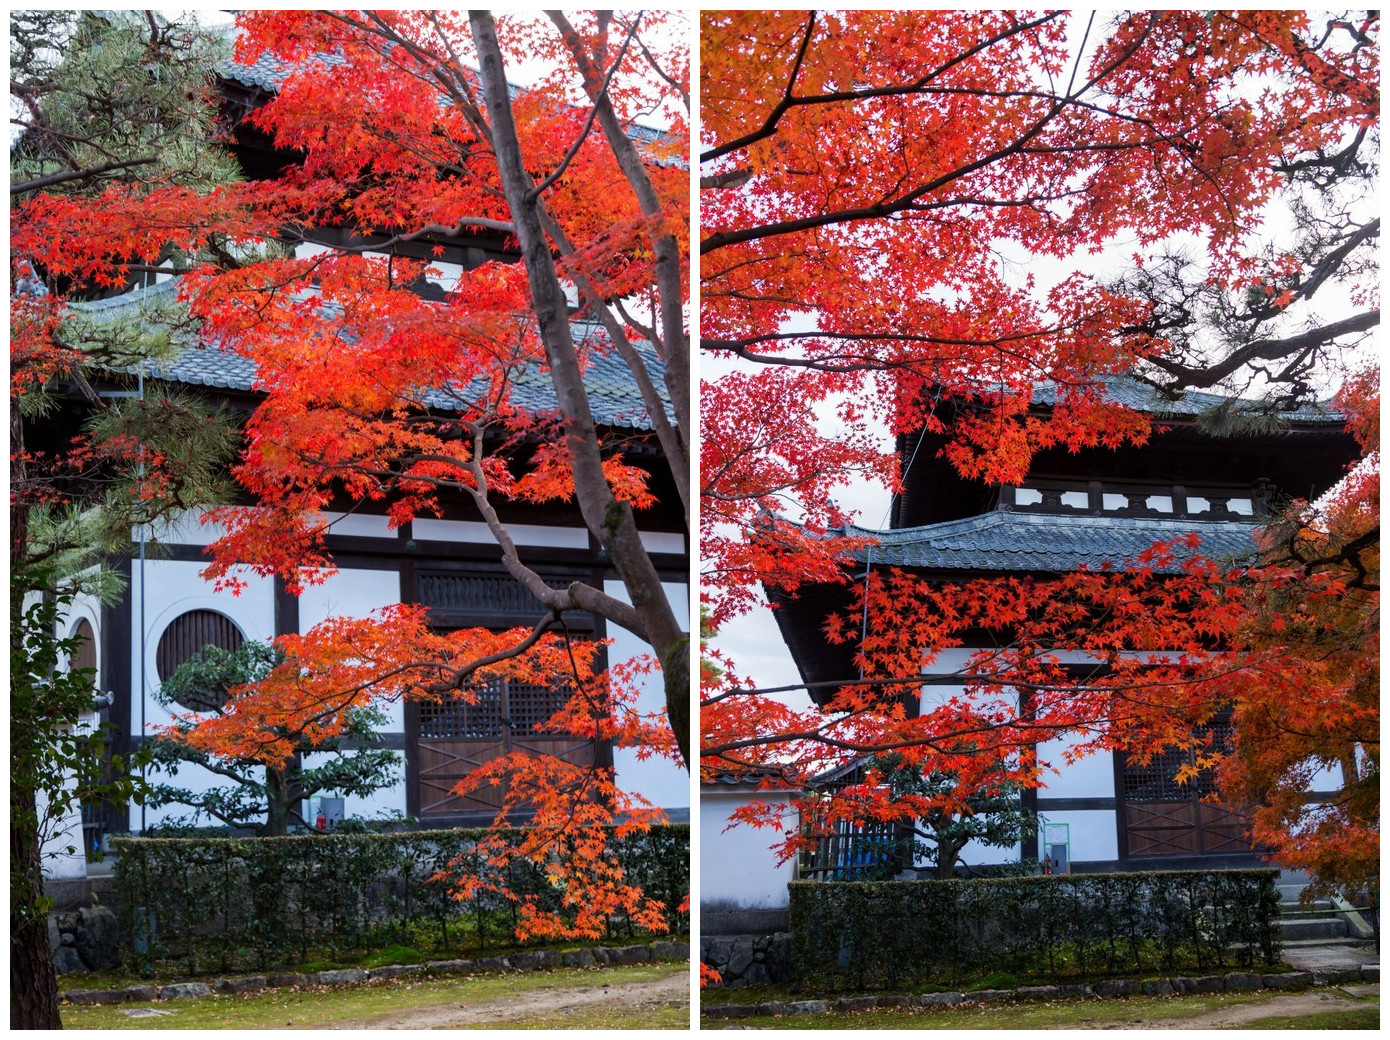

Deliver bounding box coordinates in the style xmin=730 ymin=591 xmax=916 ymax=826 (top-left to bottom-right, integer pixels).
xmin=789 ymin=869 xmax=1280 ymax=992
xmin=113 ymin=824 xmax=688 ymax=975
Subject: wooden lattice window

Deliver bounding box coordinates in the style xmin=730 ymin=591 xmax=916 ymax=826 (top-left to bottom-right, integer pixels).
xmin=417 ymin=680 xmax=571 ymax=739
xmin=411 ymin=679 xmax=591 ymax=819
xmin=1123 ymin=720 xmax=1233 ymax=802
xmin=155 ymin=609 xmax=244 ymax=685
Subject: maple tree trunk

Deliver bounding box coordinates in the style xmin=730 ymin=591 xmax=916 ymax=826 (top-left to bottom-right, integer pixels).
xmin=548 ymin=12 xmax=691 ymax=510
xmin=470 ymin=11 xmax=689 ymax=766
xmin=11 ymin=784 xmax=63 ymax=1030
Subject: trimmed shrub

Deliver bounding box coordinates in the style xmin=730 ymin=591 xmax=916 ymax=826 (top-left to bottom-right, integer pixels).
xmin=113 ymin=824 xmax=687 ymax=975
xmin=789 ymin=868 xmax=1280 ymax=992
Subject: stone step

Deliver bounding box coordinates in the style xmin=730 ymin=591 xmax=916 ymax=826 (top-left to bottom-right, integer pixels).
xmin=1279 ymin=899 xmax=1337 ymax=915
xmin=1277 ymin=916 xmax=1350 ymax=942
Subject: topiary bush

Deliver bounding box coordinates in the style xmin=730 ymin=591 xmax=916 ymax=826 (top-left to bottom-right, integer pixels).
xmin=789 ymin=868 xmax=1280 ymax=992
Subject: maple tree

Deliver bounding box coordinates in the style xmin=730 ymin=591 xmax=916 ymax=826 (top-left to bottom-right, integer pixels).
xmin=13 ymin=9 xmax=690 ymax=989
xmin=700 ymin=10 xmax=1377 ymax=897
xmin=149 ymin=641 xmax=400 ymax=836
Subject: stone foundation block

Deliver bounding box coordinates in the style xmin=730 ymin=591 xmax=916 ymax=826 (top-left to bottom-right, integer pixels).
xmin=314 ymin=968 xmax=368 ymax=985
xmin=368 ymin=965 xmax=423 ymax=980
xmin=914 ymin=992 xmax=965 ymax=1006
xmin=157 ymin=982 xmax=212 ymax=1000
xmin=214 ymin=976 xmax=266 ymax=994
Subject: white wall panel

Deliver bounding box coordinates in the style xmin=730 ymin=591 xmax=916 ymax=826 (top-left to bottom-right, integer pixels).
xmin=605 ymin=579 xmax=690 ymax=811
xmin=412 ymin=517 xmax=588 ymax=548
xmin=700 ymin=791 xmax=799 ymax=910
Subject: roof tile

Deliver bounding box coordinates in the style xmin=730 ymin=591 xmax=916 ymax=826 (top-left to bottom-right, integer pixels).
xmin=839 ymin=511 xmax=1260 ymax=574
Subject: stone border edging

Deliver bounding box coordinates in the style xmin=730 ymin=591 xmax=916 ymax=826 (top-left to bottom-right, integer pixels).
xmin=701 ymin=965 xmax=1379 ymax=1020
xmin=60 ymin=939 xmax=689 ymax=1006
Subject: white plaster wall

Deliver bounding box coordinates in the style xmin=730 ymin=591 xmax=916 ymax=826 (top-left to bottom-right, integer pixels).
xmin=38 ymin=783 xmax=90 ymax=880
xmin=298 ymin=567 xmax=405 ymax=734
xmin=297 ymin=567 xmax=409 ymax=821
xmin=298 ymin=750 xmax=407 ymax=823
xmin=322 ymin=511 xmax=395 ymax=539
xmin=412 ymin=517 xmax=588 ymax=548
xmin=1036 ymin=809 xmax=1120 ymax=864
xmin=130 ymin=559 xmax=273 ymax=830
xmin=956 ymin=835 xmax=1023 ymax=868
xmin=637 ymin=530 xmax=686 ymax=554
xmin=40 ymin=602 xmax=104 ymax=871
xmin=1036 ymin=734 xmax=1116 ymax=799
xmin=604 ymin=579 xmax=690 ymax=811
xmin=38 ymin=712 xmax=103 ymax=879
xmin=700 ymin=791 xmax=799 ymax=910
xmin=132 ymin=559 xmax=276 ymax=734
xmin=147 ymin=508 xmax=226 ymax=547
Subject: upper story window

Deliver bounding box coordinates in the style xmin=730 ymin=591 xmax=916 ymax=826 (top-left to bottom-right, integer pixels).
xmin=1004 ymin=480 xmax=1264 ymax=520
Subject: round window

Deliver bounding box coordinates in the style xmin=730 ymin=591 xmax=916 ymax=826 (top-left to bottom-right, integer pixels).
xmin=155 ymin=609 xmax=245 ymax=711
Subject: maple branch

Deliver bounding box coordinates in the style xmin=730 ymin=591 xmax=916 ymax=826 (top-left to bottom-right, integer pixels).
xmin=701 ymin=14 xmax=1155 ymax=255
xmin=547 ymin=10 xmax=690 ymax=461
xmin=700 ymin=12 xmax=1064 ymax=164
xmin=454 ymin=419 xmax=647 ymax=642
xmin=295 ymin=219 xmax=519 ymax=254
xmin=629 ymin=21 xmax=688 ymax=111
xmin=528 ymin=14 xmax=640 ymax=201
xmin=469 ymin=9 xmax=687 ymax=765
xmin=419 ymin=610 xmax=566 ymax=697
xmin=537 ymin=208 xmax=690 ymax=517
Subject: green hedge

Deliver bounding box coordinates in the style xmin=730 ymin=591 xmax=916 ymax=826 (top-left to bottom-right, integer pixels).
xmin=113 ymin=824 xmax=688 ymax=975
xmin=789 ymin=868 xmax=1280 ymax=991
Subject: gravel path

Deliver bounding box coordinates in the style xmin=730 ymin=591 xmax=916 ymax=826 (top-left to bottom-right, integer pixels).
xmin=308 ymin=970 xmax=689 ymax=1029
xmin=1061 ymin=986 xmax=1377 ymax=1030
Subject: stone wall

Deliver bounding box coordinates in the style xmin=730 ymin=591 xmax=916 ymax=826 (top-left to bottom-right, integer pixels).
xmin=700 ymin=932 xmax=792 ymax=988
xmin=49 ymin=905 xmax=122 ymax=974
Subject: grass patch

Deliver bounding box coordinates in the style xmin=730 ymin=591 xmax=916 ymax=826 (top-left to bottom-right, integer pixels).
xmin=708 ymin=991 xmax=1297 ymax=1029
xmin=62 ymin=962 xmax=687 ymax=1030
xmin=1229 ymin=1007 xmax=1380 ymax=1030
xmin=359 ymin=945 xmax=426 ymax=969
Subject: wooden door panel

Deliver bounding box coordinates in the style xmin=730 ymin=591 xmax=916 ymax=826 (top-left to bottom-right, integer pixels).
xmin=410 ymin=679 xmax=602 ymax=819
xmin=1126 ymin=801 xmax=1200 ymax=857
xmin=1198 ymin=803 xmax=1255 ymax=854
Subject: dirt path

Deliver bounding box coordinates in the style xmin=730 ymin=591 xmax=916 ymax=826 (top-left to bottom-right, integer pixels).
xmin=1060 ymin=987 xmax=1377 ymax=1030
xmin=310 ymin=971 xmax=689 ymax=1029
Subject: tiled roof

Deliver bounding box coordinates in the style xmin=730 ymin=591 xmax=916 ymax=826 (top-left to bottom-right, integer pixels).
xmin=67 ymin=280 xmax=667 ymax=431
xmin=1032 ymin=376 xmax=1339 ymax=423
xmin=702 ymin=765 xmax=800 ymax=790
xmin=837 ymin=511 xmax=1261 ymax=574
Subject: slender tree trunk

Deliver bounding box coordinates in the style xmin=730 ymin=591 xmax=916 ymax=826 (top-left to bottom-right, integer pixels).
xmin=11 ymin=785 xmax=63 ymax=1029
xmin=469 ymin=10 xmax=689 ymax=765
xmin=265 ymin=765 xmax=289 ymax=837
xmin=935 ymin=836 xmax=966 ymax=880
